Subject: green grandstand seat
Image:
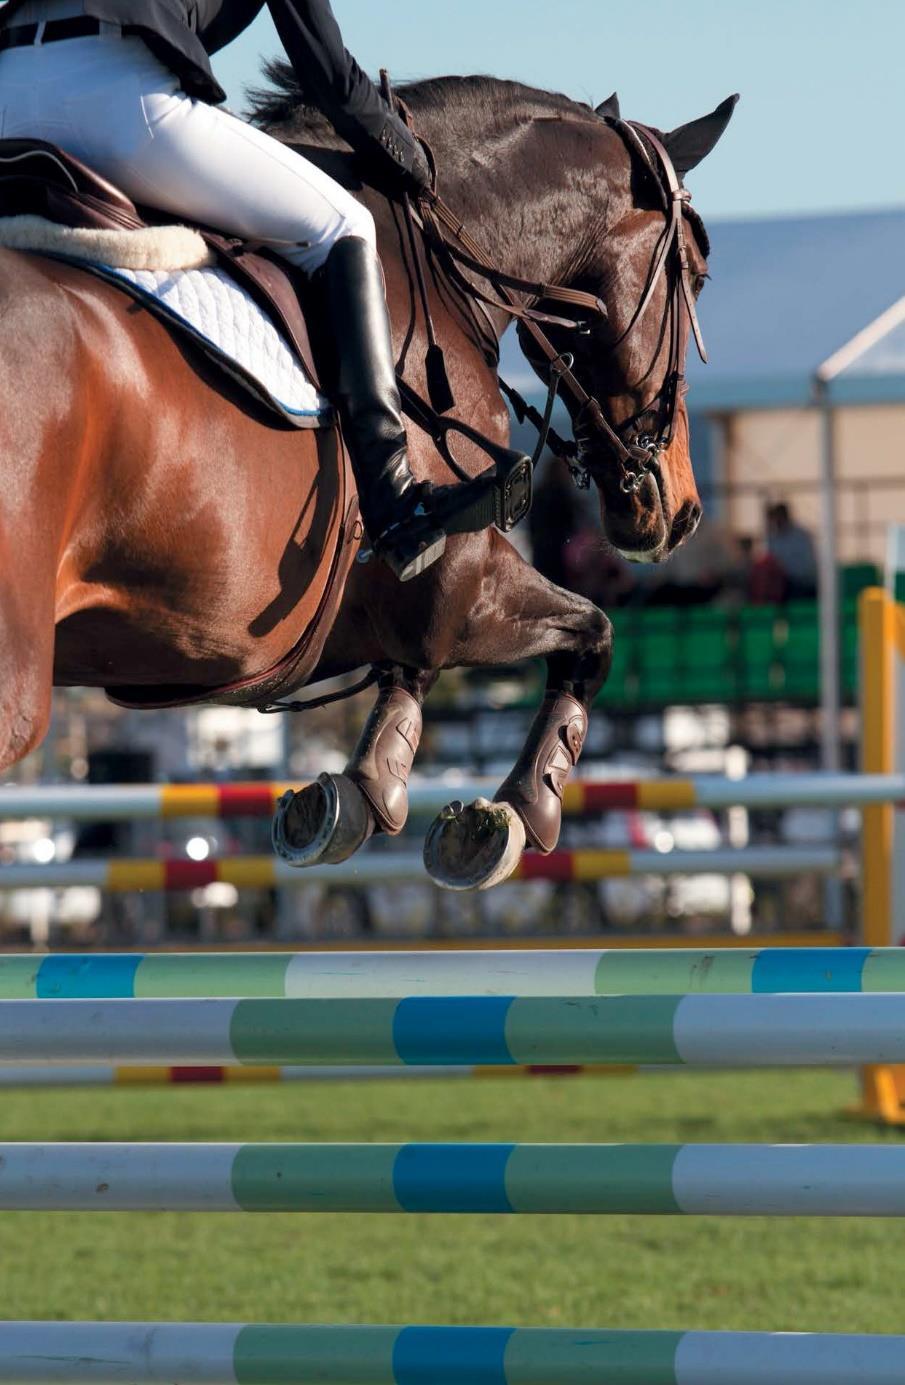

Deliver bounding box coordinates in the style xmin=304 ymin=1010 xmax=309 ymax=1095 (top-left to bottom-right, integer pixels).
xmin=675 ymin=608 xmax=737 ymax=702
xmin=595 ymin=598 xmax=856 ymax=710
xmin=736 ymin=606 xmax=778 ymax=698
xmin=841 ymin=600 xmax=859 ymax=700
xmin=840 ymin=563 xmax=880 ymax=601
xmin=778 ymin=602 xmax=820 ymax=700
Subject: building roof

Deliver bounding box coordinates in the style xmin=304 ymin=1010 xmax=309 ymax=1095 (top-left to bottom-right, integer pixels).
xmin=499 ymin=205 xmax=905 ymax=413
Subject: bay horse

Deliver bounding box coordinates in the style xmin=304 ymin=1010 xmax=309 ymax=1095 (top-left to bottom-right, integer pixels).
xmin=0 ymin=69 xmax=735 ymax=890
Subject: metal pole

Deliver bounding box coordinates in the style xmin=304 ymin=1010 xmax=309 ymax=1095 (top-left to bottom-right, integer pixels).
xmin=811 ymin=305 xmax=905 ymax=931
xmin=815 ymin=376 xmax=841 ymax=774
xmin=814 ymin=375 xmax=843 ymax=931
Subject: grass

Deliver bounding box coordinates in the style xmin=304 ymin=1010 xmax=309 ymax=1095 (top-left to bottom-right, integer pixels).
xmin=1 ymin=1069 xmax=905 ymax=1330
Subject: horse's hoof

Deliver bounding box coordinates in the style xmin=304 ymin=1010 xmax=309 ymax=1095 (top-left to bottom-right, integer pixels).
xmin=272 ymin=773 xmax=374 ymax=868
xmin=423 ymin=796 xmax=527 ymax=891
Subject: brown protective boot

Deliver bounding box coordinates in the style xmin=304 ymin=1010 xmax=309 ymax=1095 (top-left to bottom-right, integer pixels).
xmin=495 ymin=691 xmax=588 ymax=852
xmin=345 ymin=680 xmax=423 ymax=834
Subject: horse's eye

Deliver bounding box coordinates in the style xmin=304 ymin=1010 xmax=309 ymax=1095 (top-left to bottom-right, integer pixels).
xmin=693 ymin=273 xmax=709 ymax=297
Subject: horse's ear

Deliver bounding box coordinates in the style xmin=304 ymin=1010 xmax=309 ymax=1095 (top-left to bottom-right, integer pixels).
xmin=595 ymin=92 xmax=620 ymax=120
xmin=662 ymin=94 xmax=739 ymax=176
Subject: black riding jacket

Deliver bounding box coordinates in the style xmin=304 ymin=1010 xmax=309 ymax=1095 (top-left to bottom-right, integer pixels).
xmin=0 ymin=0 xmax=422 ymax=180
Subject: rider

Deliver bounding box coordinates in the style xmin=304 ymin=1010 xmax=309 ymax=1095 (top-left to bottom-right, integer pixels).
xmin=0 ymin=0 xmax=478 ymax=581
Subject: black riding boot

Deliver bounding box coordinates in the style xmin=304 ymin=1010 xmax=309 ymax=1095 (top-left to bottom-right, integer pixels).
xmin=322 ymin=236 xmax=531 ymax=582
xmin=321 ymin=235 xmax=444 ymax=580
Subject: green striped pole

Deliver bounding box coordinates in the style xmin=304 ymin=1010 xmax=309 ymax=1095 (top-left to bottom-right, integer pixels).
xmin=3 ymin=946 xmax=905 ymax=1001
xmin=3 ymin=1142 xmax=905 ymax=1215
xmin=3 ymin=994 xmax=905 ymax=1067
xmin=0 ymin=1323 xmax=900 ymax=1384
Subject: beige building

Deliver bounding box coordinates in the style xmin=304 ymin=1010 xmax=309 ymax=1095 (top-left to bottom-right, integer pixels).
xmin=684 ymin=207 xmax=905 ymax=569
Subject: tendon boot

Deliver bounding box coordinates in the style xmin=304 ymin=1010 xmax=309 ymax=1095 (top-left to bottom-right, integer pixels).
xmin=321 ymin=236 xmax=531 ymax=581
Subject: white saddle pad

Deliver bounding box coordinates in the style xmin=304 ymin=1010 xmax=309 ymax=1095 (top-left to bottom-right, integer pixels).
xmin=102 ymin=264 xmax=331 ymax=421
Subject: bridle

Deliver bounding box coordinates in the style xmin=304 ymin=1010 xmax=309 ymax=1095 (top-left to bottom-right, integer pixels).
xmin=411 ymin=113 xmax=709 ymax=497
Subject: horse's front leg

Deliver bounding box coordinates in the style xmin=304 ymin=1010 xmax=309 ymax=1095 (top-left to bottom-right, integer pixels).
xmin=273 ymin=664 xmax=436 ymax=867
xmin=423 ymin=534 xmax=612 ymax=890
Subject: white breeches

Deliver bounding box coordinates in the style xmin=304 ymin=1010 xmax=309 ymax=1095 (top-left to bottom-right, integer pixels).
xmin=0 ymin=32 xmax=376 ymax=272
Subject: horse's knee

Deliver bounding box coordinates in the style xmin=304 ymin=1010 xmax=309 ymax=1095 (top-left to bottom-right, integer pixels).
xmin=0 ymin=698 xmax=50 ymax=771
xmin=568 ymin=603 xmax=613 ymax=688
xmin=585 ymin=605 xmax=614 ymax=662
xmin=0 ymin=613 xmax=53 ymax=769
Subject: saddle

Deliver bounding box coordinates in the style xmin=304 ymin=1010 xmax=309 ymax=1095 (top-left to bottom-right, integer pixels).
xmin=0 ymin=138 xmax=360 ymax=713
xmin=0 ymin=137 xmax=325 ymax=397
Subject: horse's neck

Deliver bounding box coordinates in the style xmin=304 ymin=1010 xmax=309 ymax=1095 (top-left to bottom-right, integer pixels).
xmin=415 ymin=102 xmax=607 ymax=333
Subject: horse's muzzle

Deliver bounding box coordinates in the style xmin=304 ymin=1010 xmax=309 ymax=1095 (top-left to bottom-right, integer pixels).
xmin=667 ymin=498 xmax=703 ymax=552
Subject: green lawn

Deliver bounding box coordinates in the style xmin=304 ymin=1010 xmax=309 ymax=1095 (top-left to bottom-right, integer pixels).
xmin=1 ymin=1070 xmax=904 ymax=1331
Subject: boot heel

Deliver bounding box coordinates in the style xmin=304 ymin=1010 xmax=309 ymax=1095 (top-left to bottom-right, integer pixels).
xmin=380 ymin=529 xmax=447 ymax=582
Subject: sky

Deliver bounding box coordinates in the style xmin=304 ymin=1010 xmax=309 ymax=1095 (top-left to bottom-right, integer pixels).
xmin=212 ymin=0 xmax=905 ymax=225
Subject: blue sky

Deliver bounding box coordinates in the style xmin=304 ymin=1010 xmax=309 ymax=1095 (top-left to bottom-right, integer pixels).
xmin=213 ymin=0 xmax=905 ymax=223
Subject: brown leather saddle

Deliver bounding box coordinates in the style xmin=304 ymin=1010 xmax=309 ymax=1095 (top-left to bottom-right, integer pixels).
xmin=0 ymin=137 xmax=361 ymax=712
xmin=0 ymin=137 xmax=327 ymax=415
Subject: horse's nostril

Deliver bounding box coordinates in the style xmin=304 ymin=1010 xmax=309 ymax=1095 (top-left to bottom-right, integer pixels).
xmin=671 ymin=502 xmax=702 ymax=548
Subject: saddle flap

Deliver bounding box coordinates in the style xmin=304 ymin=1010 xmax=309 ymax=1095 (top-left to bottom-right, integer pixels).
xmin=201 ymin=234 xmax=323 ymax=391
xmin=0 ymin=139 xmax=324 ymax=391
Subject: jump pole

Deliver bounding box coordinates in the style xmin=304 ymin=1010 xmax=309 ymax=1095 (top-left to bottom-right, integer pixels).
xmin=5 ymin=1141 xmax=905 ymax=1215
xmin=0 ymin=1063 xmax=628 ymax=1087
xmin=0 ymin=1323 xmax=902 ymax=1385
xmin=4 ymin=993 xmax=905 ymax=1067
xmin=3 ymin=945 xmax=905 ymax=999
xmin=0 ymin=845 xmax=843 ymax=891
xmin=2 ymin=773 xmax=905 ymax=820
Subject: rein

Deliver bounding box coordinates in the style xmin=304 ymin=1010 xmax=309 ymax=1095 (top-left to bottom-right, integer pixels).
xmin=397 ymin=96 xmax=707 ymax=495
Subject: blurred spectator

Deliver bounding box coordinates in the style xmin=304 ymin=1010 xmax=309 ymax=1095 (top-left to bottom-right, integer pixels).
xmin=764 ymin=502 xmax=817 ymax=600
xmin=748 ymin=550 xmax=787 ymax=604
xmin=722 ymin=533 xmax=756 ymax=605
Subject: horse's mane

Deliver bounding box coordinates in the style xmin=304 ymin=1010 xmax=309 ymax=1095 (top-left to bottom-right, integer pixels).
xmin=246 ymin=62 xmax=710 ymax=256
xmin=246 ymin=61 xmax=595 ymax=140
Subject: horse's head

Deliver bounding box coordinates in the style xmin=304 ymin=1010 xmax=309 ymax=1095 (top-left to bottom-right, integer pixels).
xmin=520 ymin=94 xmax=737 ymax=563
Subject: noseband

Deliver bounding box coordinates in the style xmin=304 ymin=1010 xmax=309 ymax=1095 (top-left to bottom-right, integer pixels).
xmin=412 ymin=114 xmax=708 ymax=497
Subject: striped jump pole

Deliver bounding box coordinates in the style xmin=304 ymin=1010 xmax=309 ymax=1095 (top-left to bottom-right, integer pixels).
xmin=0 ymin=1063 xmax=615 ymax=1087
xmin=3 ymin=945 xmax=904 ymax=1000
xmin=0 ymin=1323 xmax=901 ymax=1385
xmin=1 ymin=772 xmax=904 ymax=820
xmin=2 ymin=993 xmax=905 ymax=1067
xmin=4 ymin=1142 xmax=905 ymax=1215
xmin=0 ymin=844 xmax=842 ymax=891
